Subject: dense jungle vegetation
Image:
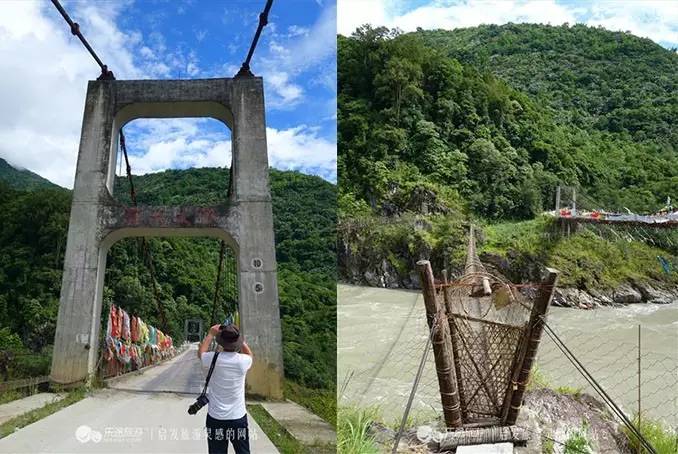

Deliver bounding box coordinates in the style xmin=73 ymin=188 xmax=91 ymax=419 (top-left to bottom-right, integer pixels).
xmin=0 ymin=162 xmax=336 ymax=393
xmin=338 ymin=24 xmax=677 ymax=289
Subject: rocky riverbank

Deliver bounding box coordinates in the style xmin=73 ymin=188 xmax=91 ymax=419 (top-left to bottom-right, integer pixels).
xmin=339 ymin=245 xmax=678 ymax=309
xmin=552 ymin=283 xmax=678 ymax=309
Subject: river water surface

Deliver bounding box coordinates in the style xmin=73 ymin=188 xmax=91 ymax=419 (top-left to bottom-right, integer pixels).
xmin=338 ymin=284 xmax=678 ymax=426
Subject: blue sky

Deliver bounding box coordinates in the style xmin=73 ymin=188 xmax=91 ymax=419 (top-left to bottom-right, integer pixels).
xmin=0 ymin=0 xmax=337 ymax=187
xmin=339 ymin=0 xmax=678 ymax=49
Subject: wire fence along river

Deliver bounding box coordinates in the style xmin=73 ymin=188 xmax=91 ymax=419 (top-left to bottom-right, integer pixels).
xmin=338 ymin=285 xmax=678 ymax=434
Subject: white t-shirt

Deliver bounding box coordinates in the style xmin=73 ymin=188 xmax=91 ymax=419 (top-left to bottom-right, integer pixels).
xmin=200 ymin=351 xmax=252 ymax=420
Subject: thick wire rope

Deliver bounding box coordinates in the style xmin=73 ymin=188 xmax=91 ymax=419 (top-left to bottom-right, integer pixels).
xmin=50 ymin=0 xmax=114 ymax=80
xmin=391 ymin=314 xmax=436 ymax=453
xmin=119 ymin=129 xmax=168 ymax=332
xmin=235 ymin=0 xmax=274 ymax=77
xmin=540 ymin=318 xmax=657 ymax=454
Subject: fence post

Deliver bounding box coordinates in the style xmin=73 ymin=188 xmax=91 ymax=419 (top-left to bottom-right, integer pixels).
xmin=442 ymin=269 xmax=468 ymax=420
xmin=417 ymin=260 xmax=463 ymax=428
xmin=637 ymin=324 xmax=641 ymax=454
xmin=505 ymin=268 xmax=559 ymax=425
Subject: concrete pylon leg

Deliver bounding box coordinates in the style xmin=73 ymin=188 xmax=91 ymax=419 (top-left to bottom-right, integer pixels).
xmin=231 ymin=78 xmax=284 ymax=398
xmin=51 ymin=83 xmax=112 ymax=385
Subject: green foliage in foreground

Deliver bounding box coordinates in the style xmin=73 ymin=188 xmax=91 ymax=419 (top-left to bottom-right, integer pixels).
xmin=337 ymin=406 xmax=381 ymax=454
xmin=0 ymin=388 xmax=86 ymax=439
xmin=624 ymin=415 xmax=678 ymax=454
xmin=0 ymin=167 xmax=336 ymax=392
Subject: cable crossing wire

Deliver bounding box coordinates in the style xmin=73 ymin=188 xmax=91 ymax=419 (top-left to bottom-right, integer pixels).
xmin=540 ymin=317 xmax=657 ymax=454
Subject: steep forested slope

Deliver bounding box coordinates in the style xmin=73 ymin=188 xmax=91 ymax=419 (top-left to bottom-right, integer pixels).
xmin=418 ymin=24 xmax=677 ymax=146
xmin=339 ymin=25 xmax=677 ymax=219
xmin=338 ymin=25 xmax=677 ymax=293
xmin=0 ymin=167 xmax=336 ymax=390
xmin=0 ymin=158 xmax=59 ymax=191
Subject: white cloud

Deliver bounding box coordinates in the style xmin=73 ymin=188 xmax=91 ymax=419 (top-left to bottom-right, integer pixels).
xmin=585 ymin=1 xmax=678 ymax=46
xmin=0 ymin=1 xmax=141 ymax=188
xmin=122 ymin=121 xmax=337 ymax=184
xmin=267 ymin=126 xmax=337 ymax=182
xmin=259 ymin=2 xmax=336 ymax=109
xmin=337 ymin=0 xmax=678 ymax=47
xmin=338 ymin=0 xmax=388 ymax=36
xmin=0 ymin=1 xmax=336 ymax=188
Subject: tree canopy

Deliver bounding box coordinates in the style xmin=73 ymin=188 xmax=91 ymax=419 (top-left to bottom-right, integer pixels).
xmin=338 ymin=24 xmax=677 ymax=219
xmin=0 ymin=167 xmax=336 ymax=390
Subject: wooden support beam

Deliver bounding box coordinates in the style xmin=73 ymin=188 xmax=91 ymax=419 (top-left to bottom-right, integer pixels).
xmin=417 ymin=260 xmax=463 ymax=428
xmin=442 ymin=270 xmax=468 ymax=420
xmin=504 ymin=268 xmax=559 ymax=425
xmin=437 ymin=425 xmax=529 ymax=450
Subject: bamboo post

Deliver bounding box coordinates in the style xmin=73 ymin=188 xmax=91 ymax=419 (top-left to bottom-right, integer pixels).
xmin=504 ymin=268 xmax=559 ymax=425
xmin=442 ymin=269 xmax=468 ymax=420
xmin=417 ymin=260 xmax=463 ymax=428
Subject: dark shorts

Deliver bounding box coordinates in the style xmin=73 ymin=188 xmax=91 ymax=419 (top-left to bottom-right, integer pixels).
xmin=205 ymin=413 xmax=250 ymax=454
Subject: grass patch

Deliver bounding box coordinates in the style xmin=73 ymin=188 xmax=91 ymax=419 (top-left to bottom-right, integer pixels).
xmin=284 ymin=379 xmax=336 ymax=427
xmin=527 ymin=365 xmax=550 ymax=390
xmin=247 ymin=404 xmax=310 ymax=454
xmin=564 ymin=421 xmax=593 ymax=453
xmin=338 ymin=405 xmax=380 ymax=454
xmin=542 ymin=433 xmax=555 ymax=454
xmin=555 ymin=385 xmax=583 ymax=398
xmin=481 ymin=216 xmax=678 ymax=290
xmin=0 ymin=389 xmax=25 ymax=405
xmin=0 ymin=388 xmax=86 ymax=439
xmin=623 ymin=414 xmax=678 ymax=454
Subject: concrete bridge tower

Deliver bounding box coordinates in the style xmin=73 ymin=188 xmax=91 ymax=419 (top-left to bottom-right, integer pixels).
xmin=50 ymin=77 xmax=284 ymax=399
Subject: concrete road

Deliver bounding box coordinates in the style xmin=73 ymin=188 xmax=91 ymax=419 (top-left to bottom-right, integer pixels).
xmin=107 ymin=344 xmax=206 ymax=395
xmin=0 ymin=346 xmax=279 ymax=453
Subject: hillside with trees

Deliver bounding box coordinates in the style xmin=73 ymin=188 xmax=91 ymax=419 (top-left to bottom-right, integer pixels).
xmin=0 ymin=158 xmax=60 ymax=191
xmin=0 ymin=167 xmax=336 ymax=393
xmin=338 ymin=24 xmax=677 ymax=294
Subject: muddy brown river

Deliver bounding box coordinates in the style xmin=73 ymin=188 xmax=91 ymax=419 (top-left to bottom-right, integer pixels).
xmin=338 ymin=284 xmax=678 ymax=427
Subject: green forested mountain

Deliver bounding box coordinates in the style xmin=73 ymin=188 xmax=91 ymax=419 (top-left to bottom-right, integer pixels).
xmin=338 ymin=24 xmax=677 ymax=291
xmin=339 ymin=25 xmax=677 ymax=219
xmin=0 ymin=167 xmax=336 ymax=390
xmin=418 ymin=24 xmax=677 ymax=146
xmin=0 ymin=158 xmax=59 ymax=191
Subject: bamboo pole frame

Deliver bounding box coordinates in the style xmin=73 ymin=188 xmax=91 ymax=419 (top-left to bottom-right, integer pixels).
xmin=504 ymin=267 xmax=559 ymax=425
xmin=442 ymin=269 xmax=468 ymax=420
xmin=417 ymin=260 xmax=463 ymax=428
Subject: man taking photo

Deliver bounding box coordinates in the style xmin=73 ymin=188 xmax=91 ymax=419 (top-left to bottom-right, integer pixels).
xmin=198 ymin=323 xmax=253 ymax=454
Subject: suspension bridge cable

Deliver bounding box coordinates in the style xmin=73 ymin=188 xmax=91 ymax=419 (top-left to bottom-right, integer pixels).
xmin=235 ymin=0 xmax=274 ymax=77
xmin=49 ymin=0 xmax=115 ymax=80
xmin=119 ymin=128 xmax=168 ymax=332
